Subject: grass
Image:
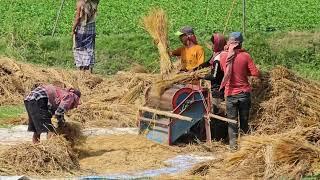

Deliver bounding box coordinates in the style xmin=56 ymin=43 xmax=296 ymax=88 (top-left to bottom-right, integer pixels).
xmin=0 ymin=105 xmax=25 ymax=127
xmin=0 ymin=0 xmax=320 ymax=79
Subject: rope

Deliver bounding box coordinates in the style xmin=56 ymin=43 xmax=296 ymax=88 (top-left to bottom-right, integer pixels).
xmin=223 ymin=0 xmax=238 ymax=35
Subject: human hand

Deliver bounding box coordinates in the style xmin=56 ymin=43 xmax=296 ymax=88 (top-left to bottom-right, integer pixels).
xmin=56 ymin=115 xmax=66 ymax=128
xmin=58 ymin=120 xmax=65 ymax=128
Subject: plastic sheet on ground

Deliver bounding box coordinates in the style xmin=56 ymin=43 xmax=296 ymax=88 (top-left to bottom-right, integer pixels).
xmin=0 ymin=154 xmax=214 ymax=180
xmin=0 ymin=125 xmax=138 ymax=145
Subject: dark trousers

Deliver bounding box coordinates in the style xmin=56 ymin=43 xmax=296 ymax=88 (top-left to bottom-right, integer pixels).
xmin=24 ymin=98 xmax=53 ymax=134
xmin=226 ymin=92 xmax=251 ymax=149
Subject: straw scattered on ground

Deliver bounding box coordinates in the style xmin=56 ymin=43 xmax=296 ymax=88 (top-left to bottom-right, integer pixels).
xmin=0 ymin=136 xmax=79 ymax=176
xmin=78 ymin=135 xmax=178 ymax=174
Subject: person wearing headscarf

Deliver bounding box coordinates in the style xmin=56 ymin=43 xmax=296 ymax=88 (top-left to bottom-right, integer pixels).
xmin=72 ymin=0 xmax=100 ymax=73
xmin=24 ymin=84 xmax=81 ymax=143
xmin=170 ymin=26 xmax=205 ymax=72
xmin=196 ymin=33 xmax=226 ymax=110
xmin=219 ymin=32 xmax=260 ymax=150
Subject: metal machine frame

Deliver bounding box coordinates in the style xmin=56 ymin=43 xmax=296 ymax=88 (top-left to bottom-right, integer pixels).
xmin=138 ymin=84 xmax=237 ymax=145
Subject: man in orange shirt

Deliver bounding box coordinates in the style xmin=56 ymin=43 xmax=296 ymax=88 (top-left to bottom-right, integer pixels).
xmin=170 ymin=26 xmax=205 ymax=72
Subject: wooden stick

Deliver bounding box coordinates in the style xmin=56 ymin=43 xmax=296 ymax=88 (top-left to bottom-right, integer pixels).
xmin=139 ymin=106 xmax=192 ymax=122
xmin=139 ymin=117 xmax=170 ymax=126
xmin=205 ymin=117 xmax=212 ymax=143
xmin=52 ymin=0 xmax=66 ymax=36
xmin=208 ymin=113 xmax=237 ymax=124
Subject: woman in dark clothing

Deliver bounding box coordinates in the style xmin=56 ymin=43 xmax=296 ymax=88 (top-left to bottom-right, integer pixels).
xmin=196 ymin=33 xmax=226 ymax=111
xmin=193 ymin=33 xmax=227 ymax=141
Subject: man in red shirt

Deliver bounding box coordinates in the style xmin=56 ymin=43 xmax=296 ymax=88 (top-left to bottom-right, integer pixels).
xmin=219 ymin=32 xmax=260 ymax=150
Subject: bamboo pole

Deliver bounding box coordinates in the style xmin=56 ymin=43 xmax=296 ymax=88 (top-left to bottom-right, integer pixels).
xmin=208 ymin=113 xmax=237 ymax=124
xmin=139 ymin=106 xmax=193 ymax=122
xmin=52 ymin=0 xmax=66 ymax=36
xmin=242 ymin=0 xmax=246 ymax=36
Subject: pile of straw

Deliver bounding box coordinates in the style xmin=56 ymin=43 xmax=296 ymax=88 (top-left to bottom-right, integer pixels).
xmin=0 ymin=58 xmax=158 ymax=128
xmin=190 ymin=127 xmax=320 ymax=179
xmin=70 ymin=72 xmax=157 ymax=127
xmin=0 ymin=136 xmax=79 ymax=176
xmin=143 ymin=8 xmax=172 ymax=75
xmin=0 ymin=57 xmax=103 ymax=105
xmin=251 ymin=66 xmax=320 ymax=134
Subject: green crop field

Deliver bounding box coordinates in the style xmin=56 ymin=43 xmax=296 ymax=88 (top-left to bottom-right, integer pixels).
xmin=0 ymin=0 xmax=319 ymax=78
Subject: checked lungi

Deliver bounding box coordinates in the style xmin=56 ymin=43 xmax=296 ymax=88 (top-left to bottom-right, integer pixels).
xmin=73 ymin=22 xmax=96 ymax=68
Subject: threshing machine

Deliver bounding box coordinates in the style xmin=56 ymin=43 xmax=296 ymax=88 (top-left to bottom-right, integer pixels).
xmin=138 ymin=83 xmax=236 ymax=145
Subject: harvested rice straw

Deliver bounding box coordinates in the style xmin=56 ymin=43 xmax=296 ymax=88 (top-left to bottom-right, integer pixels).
xmin=0 ymin=136 xmax=79 ymax=176
xmin=143 ymin=8 xmax=172 ymax=75
xmin=120 ymin=81 xmax=144 ymax=103
xmin=149 ymin=68 xmax=210 ymax=97
xmin=191 ymin=129 xmax=320 ymax=179
xmin=56 ymin=121 xmax=86 ymax=147
xmin=251 ymin=66 xmax=320 ymax=134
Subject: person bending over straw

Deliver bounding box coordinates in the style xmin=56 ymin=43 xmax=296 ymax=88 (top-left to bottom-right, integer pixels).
xmin=219 ymin=32 xmax=260 ymax=150
xmin=72 ymin=0 xmax=99 ymax=73
xmin=24 ymin=84 xmax=81 ymax=143
xmin=170 ymin=26 xmax=205 ymax=72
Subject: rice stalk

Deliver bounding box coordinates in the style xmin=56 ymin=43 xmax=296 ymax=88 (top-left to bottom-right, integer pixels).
xmin=143 ymin=8 xmax=172 ymax=75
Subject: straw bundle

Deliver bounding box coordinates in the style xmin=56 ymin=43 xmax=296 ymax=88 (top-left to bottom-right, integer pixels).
xmin=56 ymin=121 xmax=86 ymax=147
xmin=120 ymin=81 xmax=145 ymax=103
xmin=143 ymin=8 xmax=172 ymax=75
xmin=0 ymin=136 xmax=79 ymax=176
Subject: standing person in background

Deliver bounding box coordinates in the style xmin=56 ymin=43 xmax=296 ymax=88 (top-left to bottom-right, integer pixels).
xmin=170 ymin=26 xmax=205 ymax=72
xmin=24 ymin=84 xmax=81 ymax=143
xmin=72 ymin=0 xmax=99 ymax=73
xmin=219 ymin=32 xmax=260 ymax=150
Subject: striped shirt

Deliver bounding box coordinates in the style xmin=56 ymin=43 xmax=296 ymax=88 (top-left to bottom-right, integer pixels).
xmin=24 ymin=86 xmax=48 ymax=101
xmin=25 ymin=85 xmax=78 ymax=117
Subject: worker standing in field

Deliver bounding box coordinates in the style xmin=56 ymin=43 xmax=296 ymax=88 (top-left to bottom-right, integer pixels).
xmin=196 ymin=33 xmax=226 ymax=113
xmin=24 ymin=84 xmax=81 ymax=143
xmin=170 ymin=26 xmax=205 ymax=72
xmin=219 ymin=32 xmax=260 ymax=150
xmin=72 ymin=0 xmax=100 ymax=73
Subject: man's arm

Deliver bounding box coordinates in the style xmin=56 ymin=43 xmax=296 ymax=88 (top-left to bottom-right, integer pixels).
xmin=203 ymin=60 xmax=221 ymax=81
xmin=72 ymin=1 xmax=82 ymax=35
xmin=247 ymin=54 xmax=260 ymax=77
xmin=55 ymin=94 xmax=76 ymax=125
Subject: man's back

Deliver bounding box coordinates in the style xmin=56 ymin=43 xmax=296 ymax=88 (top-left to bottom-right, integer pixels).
xmin=220 ymin=50 xmax=259 ymax=96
